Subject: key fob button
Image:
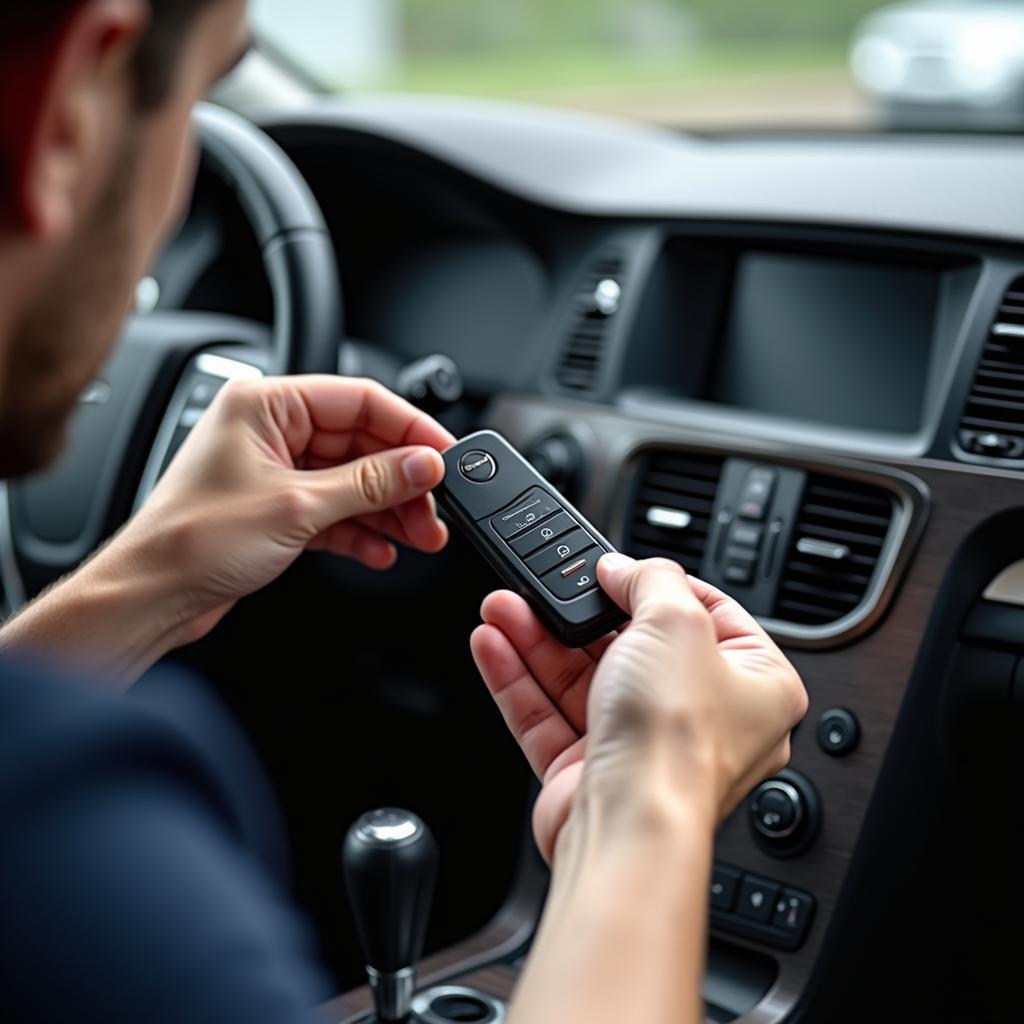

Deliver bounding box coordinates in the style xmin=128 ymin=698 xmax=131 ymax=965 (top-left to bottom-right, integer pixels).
xmin=526 ymin=528 xmax=596 ymax=577
xmin=541 ymin=547 xmax=601 ymax=600
xmin=491 ymin=488 xmax=561 ymax=540
xmin=507 ymin=512 xmax=575 ymax=556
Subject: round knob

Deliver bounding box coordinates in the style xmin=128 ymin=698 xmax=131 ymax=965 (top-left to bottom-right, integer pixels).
xmin=395 ymin=354 xmax=463 ymax=414
xmin=342 ymin=808 xmax=438 ymax=1021
xmin=748 ymin=769 xmax=821 ymax=858
xmin=526 ymin=433 xmax=584 ymax=501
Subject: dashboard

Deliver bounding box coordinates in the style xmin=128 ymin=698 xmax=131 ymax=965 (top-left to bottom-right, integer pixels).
xmin=160 ymin=95 xmax=1024 ymax=1022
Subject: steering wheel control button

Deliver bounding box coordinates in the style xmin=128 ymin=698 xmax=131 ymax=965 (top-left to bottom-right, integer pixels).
xmin=491 ymin=488 xmax=560 ymax=539
xmin=710 ymin=864 xmax=742 ymax=911
xmin=817 ymin=707 xmax=860 ymax=756
xmin=525 ymin=528 xmax=594 ymax=577
xmin=459 ymin=450 xmax=497 ymax=483
xmin=748 ymin=769 xmax=822 ymax=858
xmin=541 ymin=550 xmax=599 ymax=599
xmin=772 ymin=889 xmax=816 ymax=935
xmin=508 ymin=511 xmax=575 ymax=557
xmin=738 ymin=467 xmax=777 ymax=521
xmin=736 ymin=876 xmax=781 ymax=924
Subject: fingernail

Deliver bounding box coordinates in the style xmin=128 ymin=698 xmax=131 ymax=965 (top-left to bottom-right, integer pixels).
xmin=599 ymin=552 xmax=635 ymax=573
xmin=402 ymin=450 xmax=440 ymax=488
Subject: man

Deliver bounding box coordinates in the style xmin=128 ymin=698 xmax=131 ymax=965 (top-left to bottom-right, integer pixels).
xmin=0 ymin=3 xmax=806 ymax=1022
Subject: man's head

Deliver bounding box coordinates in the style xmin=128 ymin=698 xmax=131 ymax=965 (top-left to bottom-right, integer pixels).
xmin=0 ymin=0 xmax=249 ymax=477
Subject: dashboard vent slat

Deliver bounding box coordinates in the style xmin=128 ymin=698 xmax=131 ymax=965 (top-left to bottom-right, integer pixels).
xmin=623 ymin=451 xmax=724 ymax=568
xmin=554 ymin=249 xmax=625 ymax=393
xmin=959 ymin=275 xmax=1024 ymax=458
xmin=776 ymin=476 xmax=896 ymax=627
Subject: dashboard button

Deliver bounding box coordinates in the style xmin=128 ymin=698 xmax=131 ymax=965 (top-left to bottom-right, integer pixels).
xmin=526 ymin=528 xmax=594 ymax=577
xmin=710 ymin=864 xmax=742 ymax=911
xmin=541 ymin=548 xmax=599 ymax=599
xmin=491 ymin=488 xmax=560 ymax=539
xmin=738 ymin=467 xmax=777 ymax=521
xmin=817 ymin=707 xmax=860 ymax=756
xmin=508 ymin=511 xmax=574 ymax=556
xmin=724 ymin=561 xmax=754 ymax=585
xmin=729 ymin=522 xmax=763 ymax=549
xmin=736 ymin=876 xmax=781 ymax=924
xmin=772 ymin=889 xmax=815 ymax=935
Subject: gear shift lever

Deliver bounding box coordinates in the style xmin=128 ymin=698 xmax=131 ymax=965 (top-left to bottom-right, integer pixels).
xmin=343 ymin=809 xmax=439 ymax=1022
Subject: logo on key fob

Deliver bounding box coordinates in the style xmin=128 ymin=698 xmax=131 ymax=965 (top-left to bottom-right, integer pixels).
xmin=458 ymin=450 xmax=497 ymax=482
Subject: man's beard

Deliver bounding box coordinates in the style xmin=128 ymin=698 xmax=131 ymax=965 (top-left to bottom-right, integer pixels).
xmin=0 ymin=142 xmax=140 ymax=479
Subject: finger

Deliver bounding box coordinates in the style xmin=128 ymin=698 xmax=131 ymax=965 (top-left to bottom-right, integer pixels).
xmin=354 ymin=495 xmax=448 ymax=554
xmin=308 ymin=519 xmax=398 ymax=569
xmin=597 ymin=553 xmax=707 ymax=627
xmin=685 ymin=575 xmax=775 ymax=649
xmin=470 ymin=623 xmax=580 ymax=780
xmin=480 ymin=591 xmax=594 ymax=734
xmin=303 ymin=445 xmax=445 ymax=531
xmin=393 ymin=492 xmax=448 ymax=553
xmin=288 ymin=376 xmax=456 ymax=454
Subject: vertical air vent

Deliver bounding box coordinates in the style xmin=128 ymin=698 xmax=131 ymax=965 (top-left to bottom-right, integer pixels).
xmin=624 ymin=451 xmax=724 ymax=568
xmin=959 ymin=276 xmax=1024 ymax=459
xmin=776 ymin=476 xmax=895 ymax=627
xmin=555 ymin=250 xmax=625 ymax=392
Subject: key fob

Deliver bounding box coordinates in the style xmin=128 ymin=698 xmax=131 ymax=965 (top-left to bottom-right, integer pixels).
xmin=435 ymin=430 xmax=628 ymax=647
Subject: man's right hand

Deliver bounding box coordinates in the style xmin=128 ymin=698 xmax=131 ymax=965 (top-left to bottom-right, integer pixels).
xmin=470 ymin=554 xmax=808 ymax=864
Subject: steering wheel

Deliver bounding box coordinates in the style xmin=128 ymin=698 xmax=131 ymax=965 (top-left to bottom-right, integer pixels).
xmin=1 ymin=103 xmax=343 ymax=604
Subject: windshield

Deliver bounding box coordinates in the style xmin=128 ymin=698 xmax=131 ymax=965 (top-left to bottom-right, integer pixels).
xmin=250 ymin=0 xmax=1024 ymax=132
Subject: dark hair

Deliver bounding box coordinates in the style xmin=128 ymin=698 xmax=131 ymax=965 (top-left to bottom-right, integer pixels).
xmin=2 ymin=0 xmax=216 ymax=108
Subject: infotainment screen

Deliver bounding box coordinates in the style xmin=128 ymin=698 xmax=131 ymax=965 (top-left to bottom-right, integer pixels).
xmin=709 ymin=252 xmax=939 ymax=432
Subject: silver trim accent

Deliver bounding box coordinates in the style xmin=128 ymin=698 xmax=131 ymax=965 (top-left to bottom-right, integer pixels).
xmin=0 ymin=483 xmax=27 ymax=615
xmin=646 ymin=506 xmax=692 ymax=530
xmin=982 ymin=560 xmax=1024 ymax=607
xmin=133 ymin=353 xmax=264 ymax=512
xmin=367 ymin=965 xmax=416 ymax=1023
xmin=358 ymin=819 xmax=419 ymax=843
xmin=751 ymin=780 xmax=804 ymax=840
xmin=992 ymin=322 xmax=1024 ymax=338
xmin=592 ymin=278 xmax=621 ymax=316
xmin=411 ymin=985 xmax=506 ymax=1024
xmin=560 ymin=557 xmax=588 ymax=577
xmin=796 ymin=537 xmax=850 ymax=561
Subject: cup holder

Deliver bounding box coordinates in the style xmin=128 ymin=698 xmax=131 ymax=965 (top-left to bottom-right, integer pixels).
xmin=411 ymin=985 xmax=506 ymax=1024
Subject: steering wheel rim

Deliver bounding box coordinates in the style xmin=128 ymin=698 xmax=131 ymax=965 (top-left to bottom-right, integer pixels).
xmin=1 ymin=103 xmax=344 ymax=603
xmin=194 ymin=102 xmax=342 ymax=376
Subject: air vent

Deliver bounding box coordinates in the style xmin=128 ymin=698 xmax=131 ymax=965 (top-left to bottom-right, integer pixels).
xmin=555 ymin=250 xmax=625 ymax=392
xmin=624 ymin=451 xmax=724 ymax=568
xmin=959 ymin=276 xmax=1024 ymax=459
xmin=776 ymin=476 xmax=895 ymax=627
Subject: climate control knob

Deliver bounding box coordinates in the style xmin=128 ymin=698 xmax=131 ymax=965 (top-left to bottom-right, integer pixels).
xmin=748 ymin=769 xmax=821 ymax=858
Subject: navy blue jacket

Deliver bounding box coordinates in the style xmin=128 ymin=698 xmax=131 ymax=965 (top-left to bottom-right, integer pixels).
xmin=0 ymin=656 xmax=327 ymax=1022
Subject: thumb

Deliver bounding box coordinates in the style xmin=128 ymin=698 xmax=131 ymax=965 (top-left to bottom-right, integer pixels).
xmin=597 ymin=553 xmax=706 ymax=624
xmin=304 ymin=446 xmax=445 ymax=527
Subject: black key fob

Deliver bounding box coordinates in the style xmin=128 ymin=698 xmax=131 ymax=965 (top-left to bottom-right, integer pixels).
xmin=435 ymin=430 xmax=628 ymax=647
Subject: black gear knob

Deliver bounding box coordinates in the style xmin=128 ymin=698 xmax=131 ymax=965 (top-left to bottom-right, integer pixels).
xmin=343 ymin=809 xmax=438 ymax=1022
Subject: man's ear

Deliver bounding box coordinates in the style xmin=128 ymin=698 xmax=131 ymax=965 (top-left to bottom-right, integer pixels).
xmin=14 ymin=0 xmax=149 ymax=241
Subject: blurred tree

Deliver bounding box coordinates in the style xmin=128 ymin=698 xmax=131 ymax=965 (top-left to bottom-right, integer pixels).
xmin=401 ymin=0 xmax=886 ymax=54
